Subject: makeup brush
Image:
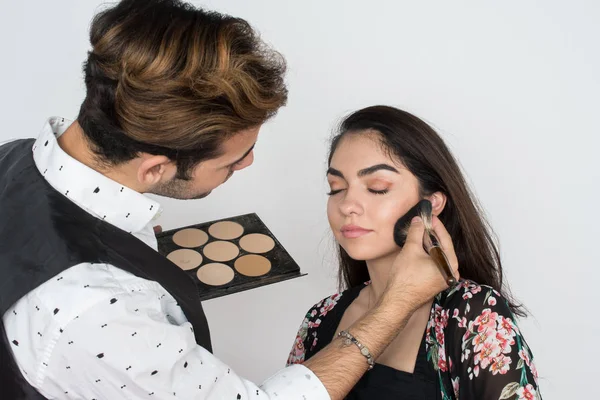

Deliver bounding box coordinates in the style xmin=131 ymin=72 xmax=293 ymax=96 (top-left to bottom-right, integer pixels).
xmin=393 ymin=200 xmax=431 ymax=248
xmin=418 ymin=201 xmax=457 ymax=287
xmin=393 ymin=199 xmax=457 ymax=287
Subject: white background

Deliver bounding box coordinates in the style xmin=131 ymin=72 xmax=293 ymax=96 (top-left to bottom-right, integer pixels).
xmin=1 ymin=1 xmax=598 ymax=398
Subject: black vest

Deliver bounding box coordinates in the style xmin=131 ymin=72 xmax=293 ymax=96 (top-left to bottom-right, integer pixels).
xmin=0 ymin=139 xmax=212 ymax=399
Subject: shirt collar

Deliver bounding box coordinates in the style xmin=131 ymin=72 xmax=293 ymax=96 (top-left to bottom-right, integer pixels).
xmin=32 ymin=117 xmax=162 ymax=234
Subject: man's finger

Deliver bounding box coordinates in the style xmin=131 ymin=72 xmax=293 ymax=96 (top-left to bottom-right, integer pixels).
xmin=404 ymin=216 xmax=426 ymax=249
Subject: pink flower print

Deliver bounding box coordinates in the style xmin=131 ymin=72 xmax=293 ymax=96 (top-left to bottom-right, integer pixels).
xmin=310 ymin=309 xmax=317 ymax=317
xmin=437 ymin=344 xmax=448 ymax=372
xmin=474 ymin=340 xmax=501 ymax=369
xmin=461 ymin=348 xmax=471 ymax=363
xmin=435 ymin=330 xmax=445 ymax=346
xmin=462 ymin=321 xmax=475 ymax=343
xmin=531 ymin=362 xmax=539 ymax=383
xmin=487 ymin=296 xmax=497 ymax=306
xmin=489 ymin=355 xmax=512 ymax=375
xmin=518 ymin=349 xmax=531 ymax=367
xmin=451 ymin=377 xmax=460 ymax=397
xmin=497 ymin=316 xmax=516 ymax=337
xmin=470 ymin=283 xmax=482 ymax=294
xmin=473 ymin=365 xmax=480 ymax=377
xmin=520 ymin=347 xmax=539 ymax=383
xmin=425 ymin=328 xmax=432 ymax=345
xmin=472 ymin=329 xmax=493 ymax=353
xmin=458 ymin=317 xmax=468 ymax=328
xmin=438 ymin=358 xmax=448 ymax=372
xmin=441 ymin=309 xmax=450 ymax=324
xmin=297 ymin=323 xmax=308 ymax=341
xmin=453 ymin=308 xmax=460 ymax=319
xmin=434 ymin=305 xmax=449 ymax=329
xmin=308 ymin=318 xmax=321 ymax=329
xmin=495 ymin=330 xmax=514 ymax=354
xmin=320 ymin=303 xmax=335 ymax=316
xmin=287 ymin=336 xmax=305 ymax=364
xmin=311 ymin=336 xmax=318 ymax=350
xmin=463 ymin=282 xmax=482 ymax=299
xmin=319 ymin=294 xmax=341 ymax=316
xmin=517 ymin=384 xmax=537 ymax=400
xmin=474 ymin=308 xmax=499 ymax=333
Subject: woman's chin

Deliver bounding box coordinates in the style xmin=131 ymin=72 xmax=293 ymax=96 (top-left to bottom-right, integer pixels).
xmin=341 ymin=242 xmax=400 ymax=263
xmin=342 ymin=245 xmax=385 ymax=262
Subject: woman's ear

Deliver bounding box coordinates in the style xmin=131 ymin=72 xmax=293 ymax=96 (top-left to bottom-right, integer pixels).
xmin=428 ymin=191 xmax=447 ymax=216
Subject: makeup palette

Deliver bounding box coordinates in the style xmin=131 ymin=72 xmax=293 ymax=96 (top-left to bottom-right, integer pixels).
xmin=157 ymin=213 xmax=304 ymax=300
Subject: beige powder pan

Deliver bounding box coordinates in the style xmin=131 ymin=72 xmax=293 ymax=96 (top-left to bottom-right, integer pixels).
xmin=172 ymin=228 xmax=209 ymax=248
xmin=239 ymin=233 xmax=275 ymax=254
xmin=203 ymin=241 xmax=239 ymax=262
xmin=167 ymin=249 xmax=203 ymax=270
xmin=234 ymin=254 xmax=272 ymax=277
xmin=208 ymin=221 xmax=244 ymax=240
xmin=197 ymin=263 xmax=235 ymax=286
xmin=156 ymin=213 xmax=303 ymax=301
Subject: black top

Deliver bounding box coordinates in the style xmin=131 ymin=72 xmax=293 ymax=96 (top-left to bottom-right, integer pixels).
xmin=305 ymin=284 xmax=440 ymax=400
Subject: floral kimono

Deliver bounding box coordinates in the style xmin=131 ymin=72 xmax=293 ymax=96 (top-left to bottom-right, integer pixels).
xmin=287 ymin=280 xmax=540 ymax=399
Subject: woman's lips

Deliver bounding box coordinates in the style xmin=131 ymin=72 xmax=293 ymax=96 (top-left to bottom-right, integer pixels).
xmin=340 ymin=225 xmax=373 ymax=239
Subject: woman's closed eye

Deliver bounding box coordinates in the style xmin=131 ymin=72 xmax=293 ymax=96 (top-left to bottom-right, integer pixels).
xmin=366 ymin=179 xmax=391 ymax=195
xmin=326 ymin=187 xmax=390 ymax=196
xmin=368 ymin=188 xmax=388 ymax=195
xmin=327 ymin=188 xmax=345 ymax=196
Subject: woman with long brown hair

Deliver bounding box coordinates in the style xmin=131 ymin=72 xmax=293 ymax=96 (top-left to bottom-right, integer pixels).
xmin=288 ymin=105 xmax=540 ymax=399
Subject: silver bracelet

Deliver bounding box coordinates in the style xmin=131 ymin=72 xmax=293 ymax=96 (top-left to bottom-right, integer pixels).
xmin=338 ymin=330 xmax=375 ymax=370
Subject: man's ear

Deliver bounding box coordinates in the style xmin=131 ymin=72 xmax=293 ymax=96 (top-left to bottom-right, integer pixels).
xmin=137 ymin=154 xmax=173 ymax=186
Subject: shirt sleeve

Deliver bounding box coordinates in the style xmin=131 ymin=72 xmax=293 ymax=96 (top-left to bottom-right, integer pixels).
xmin=40 ymin=288 xmax=330 ymax=399
xmin=443 ymin=283 xmax=541 ymax=399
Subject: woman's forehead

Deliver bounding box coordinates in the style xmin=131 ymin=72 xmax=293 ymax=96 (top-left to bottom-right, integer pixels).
xmin=330 ymin=132 xmax=403 ymax=170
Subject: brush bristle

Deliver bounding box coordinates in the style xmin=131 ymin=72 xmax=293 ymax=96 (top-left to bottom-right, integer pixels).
xmin=419 ymin=200 xmax=433 ymax=231
xmin=393 ymin=199 xmax=433 ymax=247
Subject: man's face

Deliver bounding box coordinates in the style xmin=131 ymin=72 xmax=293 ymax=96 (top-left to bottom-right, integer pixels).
xmin=148 ymin=126 xmax=259 ymax=200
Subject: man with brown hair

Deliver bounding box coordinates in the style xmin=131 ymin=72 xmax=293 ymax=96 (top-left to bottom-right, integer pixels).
xmin=0 ymin=1 xmax=457 ymax=399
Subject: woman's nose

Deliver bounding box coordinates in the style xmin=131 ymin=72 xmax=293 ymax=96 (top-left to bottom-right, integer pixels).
xmin=338 ymin=189 xmax=364 ymax=216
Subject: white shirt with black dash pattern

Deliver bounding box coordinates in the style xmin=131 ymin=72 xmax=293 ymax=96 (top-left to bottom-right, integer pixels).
xmin=2 ymin=117 xmax=329 ymax=400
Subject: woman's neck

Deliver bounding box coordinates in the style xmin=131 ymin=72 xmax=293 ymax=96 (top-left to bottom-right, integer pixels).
xmin=365 ymin=251 xmax=400 ymax=304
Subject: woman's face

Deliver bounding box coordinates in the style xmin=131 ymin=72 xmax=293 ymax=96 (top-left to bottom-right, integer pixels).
xmin=327 ymin=132 xmax=421 ymax=262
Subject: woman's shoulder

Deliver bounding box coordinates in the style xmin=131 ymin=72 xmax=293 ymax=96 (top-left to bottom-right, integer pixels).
xmin=443 ymin=279 xmax=504 ymax=308
xmin=287 ymin=284 xmax=365 ymax=365
xmin=286 ymin=291 xmax=343 ymax=366
xmin=301 ymin=284 xmax=359 ymax=323
xmin=434 ymin=279 xmax=520 ymax=335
